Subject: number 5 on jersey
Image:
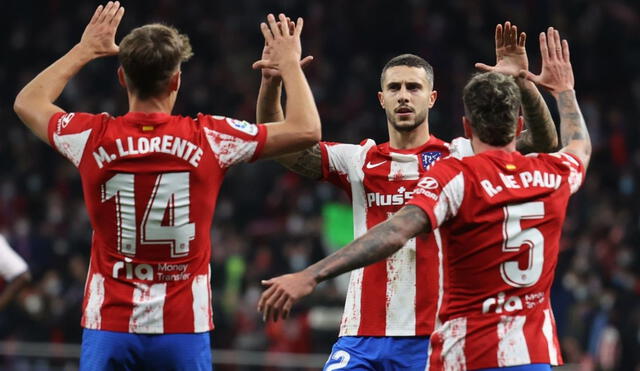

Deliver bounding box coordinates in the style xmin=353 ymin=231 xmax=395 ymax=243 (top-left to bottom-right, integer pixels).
xmin=501 ymin=202 xmax=545 ymax=287
xmin=101 ymin=172 xmax=195 ymax=257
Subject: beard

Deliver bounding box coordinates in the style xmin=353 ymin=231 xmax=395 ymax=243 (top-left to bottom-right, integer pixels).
xmin=386 ymin=108 xmax=428 ymax=133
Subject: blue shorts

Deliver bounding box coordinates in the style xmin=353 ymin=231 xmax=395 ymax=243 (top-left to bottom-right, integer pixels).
xmin=477 ymin=365 xmax=551 ymax=371
xmin=80 ymin=328 xmax=212 ymax=371
xmin=323 ymin=336 xmax=429 ymax=370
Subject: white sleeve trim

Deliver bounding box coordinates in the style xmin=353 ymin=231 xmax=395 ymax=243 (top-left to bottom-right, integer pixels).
xmin=203 ymin=127 xmax=259 ymax=168
xmin=326 ymin=140 xmax=375 ymax=181
xmin=433 ymin=172 xmax=465 ymax=227
xmin=53 ymin=129 xmax=93 ymax=167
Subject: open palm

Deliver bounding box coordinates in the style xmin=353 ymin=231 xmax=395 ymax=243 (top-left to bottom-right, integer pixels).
xmin=476 ymin=21 xmax=528 ymax=77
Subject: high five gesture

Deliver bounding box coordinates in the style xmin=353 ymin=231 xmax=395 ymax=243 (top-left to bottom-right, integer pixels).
xmin=521 ymin=28 xmax=575 ymax=97
xmin=79 ymin=1 xmax=125 ymax=58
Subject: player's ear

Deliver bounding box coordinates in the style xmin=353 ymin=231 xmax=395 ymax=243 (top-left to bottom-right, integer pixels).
xmin=117 ymin=66 xmax=127 ymax=89
xmin=377 ymin=91 xmax=385 ymax=108
xmin=515 ymin=116 xmax=524 ymax=136
xmin=462 ymin=116 xmax=473 ymax=139
xmin=168 ymin=70 xmax=181 ymax=92
xmin=428 ymin=90 xmax=437 ymax=108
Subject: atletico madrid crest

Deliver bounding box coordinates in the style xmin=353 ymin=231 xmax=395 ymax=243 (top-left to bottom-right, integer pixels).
xmin=421 ymin=151 xmax=442 ymax=170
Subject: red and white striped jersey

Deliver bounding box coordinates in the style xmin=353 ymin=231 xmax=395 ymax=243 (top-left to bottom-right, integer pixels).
xmin=320 ymin=135 xmax=474 ymax=337
xmin=48 ymin=111 xmax=267 ymax=334
xmin=407 ymin=150 xmax=585 ymax=369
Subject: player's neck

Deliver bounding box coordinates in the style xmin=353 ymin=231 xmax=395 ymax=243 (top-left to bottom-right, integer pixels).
xmin=471 ymin=137 xmax=517 ymax=154
xmin=128 ymin=95 xmax=174 ymax=115
xmin=388 ymin=124 xmax=430 ymax=150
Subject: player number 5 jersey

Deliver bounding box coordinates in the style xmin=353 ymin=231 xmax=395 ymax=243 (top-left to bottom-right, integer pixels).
xmin=408 ymin=150 xmax=585 ymax=369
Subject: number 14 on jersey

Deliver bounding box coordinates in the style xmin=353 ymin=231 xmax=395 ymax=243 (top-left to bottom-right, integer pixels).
xmin=101 ymin=172 xmax=195 ymax=257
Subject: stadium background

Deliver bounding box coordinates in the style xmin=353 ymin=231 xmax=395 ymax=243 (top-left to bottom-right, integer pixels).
xmin=1 ymin=0 xmax=639 ymax=369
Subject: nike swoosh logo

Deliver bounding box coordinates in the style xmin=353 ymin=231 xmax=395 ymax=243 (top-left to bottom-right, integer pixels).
xmin=366 ymin=161 xmax=386 ymax=169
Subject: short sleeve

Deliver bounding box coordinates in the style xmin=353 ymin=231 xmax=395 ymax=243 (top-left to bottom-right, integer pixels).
xmin=407 ymin=158 xmax=465 ymax=229
xmin=547 ymin=152 xmax=586 ymax=194
xmin=320 ymin=140 xmax=375 ymax=191
xmin=0 ymin=235 xmax=28 ymax=281
xmin=198 ymin=114 xmax=268 ymax=168
xmin=48 ymin=112 xmax=101 ymax=167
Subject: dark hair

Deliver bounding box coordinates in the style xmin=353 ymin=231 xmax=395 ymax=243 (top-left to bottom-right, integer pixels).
xmin=462 ymin=72 xmax=521 ymax=146
xmin=380 ymin=54 xmax=434 ymax=88
xmin=118 ymin=24 xmax=193 ymax=100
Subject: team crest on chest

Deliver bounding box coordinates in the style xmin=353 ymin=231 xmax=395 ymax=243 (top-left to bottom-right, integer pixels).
xmin=420 ymin=151 xmax=442 ymax=170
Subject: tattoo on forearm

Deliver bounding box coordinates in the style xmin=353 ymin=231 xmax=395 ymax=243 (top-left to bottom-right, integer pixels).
xmin=307 ymin=206 xmax=429 ymax=282
xmin=558 ymin=90 xmax=591 ymax=155
xmin=517 ymin=86 xmax=558 ymax=153
xmin=276 ymin=144 xmax=322 ymax=179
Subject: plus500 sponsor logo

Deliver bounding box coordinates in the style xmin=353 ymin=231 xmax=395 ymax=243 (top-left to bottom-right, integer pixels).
xmin=366 ymin=191 xmax=413 ymax=207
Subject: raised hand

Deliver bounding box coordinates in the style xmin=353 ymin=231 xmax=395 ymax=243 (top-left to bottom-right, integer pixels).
xmin=253 ymin=14 xmax=304 ymax=73
xmin=475 ymin=21 xmax=527 ymax=77
xmin=257 ymin=271 xmax=317 ymax=322
xmin=257 ymin=42 xmax=314 ymax=81
xmin=79 ymin=1 xmax=125 ymax=58
xmin=521 ymin=27 xmax=574 ymax=97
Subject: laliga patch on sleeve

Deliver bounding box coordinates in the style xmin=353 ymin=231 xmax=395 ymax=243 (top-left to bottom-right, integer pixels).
xmin=420 ymin=151 xmax=441 ymax=170
xmin=225 ymin=118 xmax=258 ymax=136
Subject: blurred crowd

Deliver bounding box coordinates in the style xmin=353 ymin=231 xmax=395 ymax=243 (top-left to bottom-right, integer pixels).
xmin=0 ymin=0 xmax=639 ymax=370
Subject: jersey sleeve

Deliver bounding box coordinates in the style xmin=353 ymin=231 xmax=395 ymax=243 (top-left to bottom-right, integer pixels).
xmin=545 ymin=151 xmax=586 ymax=194
xmin=198 ymin=114 xmax=268 ymax=168
xmin=48 ymin=112 xmax=102 ymax=167
xmin=320 ymin=140 xmax=372 ymax=191
xmin=406 ymin=158 xmax=465 ymax=229
xmin=0 ymin=235 xmax=28 ymax=281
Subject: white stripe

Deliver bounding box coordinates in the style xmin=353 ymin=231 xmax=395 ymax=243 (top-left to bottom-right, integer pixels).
xmin=388 ymin=152 xmax=420 ymax=181
xmin=84 ymin=273 xmax=105 ymax=330
xmin=53 ymin=129 xmax=93 ymax=167
xmin=543 ymin=309 xmax=559 ymax=365
xmin=129 ymin=283 xmax=166 ymax=333
xmin=497 ymin=315 xmax=531 ymax=366
xmin=433 ymin=172 xmax=465 ymax=227
xmin=339 ymin=268 xmax=364 ymax=336
xmin=192 ymin=272 xmax=211 ymax=332
xmin=559 ymin=152 xmax=580 ymax=166
xmin=433 ymin=229 xmax=445 ymax=329
xmin=337 ymin=141 xmax=373 ymax=336
xmin=326 ymin=141 xmax=373 ymax=175
xmin=385 ymin=237 xmax=416 ymax=335
xmin=440 ymin=317 xmax=467 ymax=371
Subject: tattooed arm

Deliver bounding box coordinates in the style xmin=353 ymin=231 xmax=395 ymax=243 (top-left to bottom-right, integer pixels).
xmin=557 ymin=90 xmax=590 ymax=167
xmin=257 ymin=72 xmax=321 ymax=178
xmin=257 ymin=205 xmax=430 ymax=321
xmin=522 ymin=27 xmax=591 ymax=168
xmin=254 ymin=26 xmax=321 ymax=177
xmin=516 ymin=80 xmax=558 ymax=153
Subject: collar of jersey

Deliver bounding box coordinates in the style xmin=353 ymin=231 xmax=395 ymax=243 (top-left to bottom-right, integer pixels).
xmin=382 ymin=134 xmax=442 ymax=154
xmin=482 ymin=149 xmax=521 ymax=160
xmin=123 ymin=111 xmax=172 ymax=125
